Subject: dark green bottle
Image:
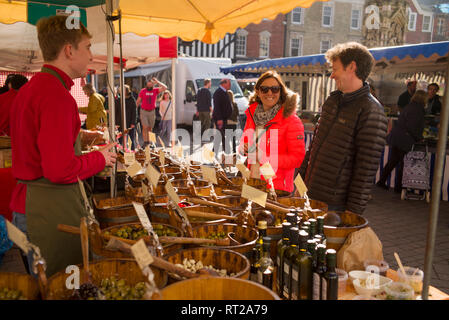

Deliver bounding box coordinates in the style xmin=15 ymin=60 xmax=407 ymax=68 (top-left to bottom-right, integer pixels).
xmin=282 ymin=226 xmax=299 ymax=300
xmin=314 ymin=234 xmax=323 ymax=245
xmin=307 ymin=239 xmax=317 ymax=270
xmin=250 ymin=220 xmax=267 ymax=282
xmin=313 ymin=244 xmax=327 ymax=300
xmin=322 ymin=249 xmax=338 ymax=300
xmin=308 ymin=218 xmax=317 ymax=239
xmin=257 ymin=237 xmax=274 ymax=289
xmin=276 ymin=222 xmax=291 ymax=297
xmin=291 ymin=230 xmax=313 ymax=300
xmin=316 ymin=216 xmax=326 ymax=246
xmin=285 ymin=212 xmax=297 ymax=226
xmin=301 ymin=220 xmax=311 ymax=233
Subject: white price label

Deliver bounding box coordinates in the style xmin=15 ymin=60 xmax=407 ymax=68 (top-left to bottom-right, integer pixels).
xmin=145 ymin=163 xmax=161 ymax=188
xmin=236 ymin=162 xmax=250 ymax=179
xmin=126 ymin=161 xmax=143 ymax=177
xmin=148 ymin=132 xmax=157 ymax=143
xmin=5 ymin=220 xmax=30 ymax=254
xmin=201 ymin=165 xmax=217 ymax=184
xmin=165 ymin=180 xmax=181 ymax=204
xmin=132 ymin=202 xmax=152 ymax=233
xmin=131 ymin=239 xmax=154 ymax=270
xmin=159 ymin=150 xmax=165 ymax=166
xmin=294 ymin=174 xmax=308 ymax=197
xmin=202 ymin=146 xmax=215 ymax=163
xmin=124 ymin=152 xmax=135 ymax=166
xmin=241 ymin=184 xmax=267 ymax=207
xmin=260 ymin=162 xmax=276 ymax=179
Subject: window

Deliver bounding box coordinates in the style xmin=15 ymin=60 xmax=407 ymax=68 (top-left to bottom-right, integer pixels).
xmin=259 ymin=31 xmax=270 ymax=58
xmin=292 ymin=7 xmax=304 ymax=24
xmin=185 ymin=80 xmax=197 ymax=102
xmin=422 ymin=15 xmax=432 ymax=32
xmin=290 ymin=36 xmax=302 ymax=56
xmin=408 ymin=12 xmax=417 ymax=31
xmin=235 ymin=29 xmax=248 ymax=57
xmin=322 ymin=5 xmax=333 ymax=27
xmin=437 ymin=18 xmax=445 ymax=36
xmin=320 ymin=40 xmax=331 ymax=54
xmin=351 ymin=9 xmax=361 ymax=29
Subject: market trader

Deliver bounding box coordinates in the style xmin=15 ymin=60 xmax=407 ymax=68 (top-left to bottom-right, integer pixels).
xmin=300 ymin=42 xmax=388 ymax=215
xmin=397 ymin=80 xmax=417 ymax=113
xmin=9 ymin=15 xmax=117 ymax=277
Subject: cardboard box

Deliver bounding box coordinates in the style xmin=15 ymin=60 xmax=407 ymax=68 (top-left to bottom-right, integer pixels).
xmin=0 ymin=148 xmax=12 ymax=168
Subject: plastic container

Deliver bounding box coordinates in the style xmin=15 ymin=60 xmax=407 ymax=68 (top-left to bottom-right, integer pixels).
xmin=385 ymin=282 xmax=414 ymax=300
xmin=396 ymin=266 xmax=424 ymax=294
xmin=336 ymin=268 xmax=348 ymax=297
xmin=363 ymin=259 xmax=389 ymax=276
xmin=352 ymin=273 xmax=392 ymax=297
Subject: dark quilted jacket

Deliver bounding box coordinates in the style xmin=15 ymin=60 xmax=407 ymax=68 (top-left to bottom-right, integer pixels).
xmin=302 ymin=83 xmax=388 ymax=214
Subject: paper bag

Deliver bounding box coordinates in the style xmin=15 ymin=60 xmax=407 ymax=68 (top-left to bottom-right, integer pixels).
xmin=336 ymin=227 xmax=384 ymax=272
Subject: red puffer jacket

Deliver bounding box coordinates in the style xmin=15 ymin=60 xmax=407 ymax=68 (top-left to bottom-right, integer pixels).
xmin=239 ymin=92 xmax=305 ymax=192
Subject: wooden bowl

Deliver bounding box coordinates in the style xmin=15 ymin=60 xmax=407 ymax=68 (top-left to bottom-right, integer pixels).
xmin=164 ymin=247 xmax=250 ymax=281
xmin=324 ymin=211 xmax=369 ymax=251
xmin=0 ymin=272 xmax=40 ymax=300
xmin=183 ymin=205 xmax=235 ymax=226
xmin=46 ymin=259 xmax=167 ymax=300
xmin=277 ymin=197 xmax=328 ymax=214
xmin=161 ymin=277 xmax=280 ymax=300
xmin=171 ymin=178 xmax=211 ymax=195
xmin=192 ymin=223 xmax=258 ymax=257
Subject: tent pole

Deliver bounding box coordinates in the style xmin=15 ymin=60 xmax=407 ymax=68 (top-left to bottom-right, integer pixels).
xmin=422 ymin=59 xmax=449 ymax=299
xmin=118 ymin=9 xmax=126 ymax=151
xmin=106 ymin=0 xmax=116 ymax=198
xmin=171 ymin=57 xmax=176 ymax=148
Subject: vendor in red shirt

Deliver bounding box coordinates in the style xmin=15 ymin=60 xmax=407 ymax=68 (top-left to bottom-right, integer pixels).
xmin=0 ymin=74 xmax=28 ymax=136
xmin=9 ymin=15 xmax=116 ymax=277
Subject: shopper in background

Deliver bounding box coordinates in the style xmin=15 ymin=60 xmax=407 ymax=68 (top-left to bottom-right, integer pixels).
xmin=397 ymin=80 xmax=417 ymax=113
xmin=196 ymin=78 xmax=212 ymax=138
xmin=115 ymin=84 xmax=137 ymax=150
xmin=226 ymin=89 xmax=240 ymax=154
xmin=9 ymin=15 xmax=116 ymax=277
xmin=300 ymin=42 xmax=388 ymax=214
xmin=79 ymin=83 xmax=107 ymax=130
xmin=158 ymin=90 xmax=173 ymax=147
xmin=212 ymin=78 xmax=233 ymax=156
xmin=0 ymin=75 xmax=28 ymax=136
xmin=426 ymin=83 xmax=442 ymax=115
xmin=0 ymin=74 xmax=15 ymax=95
xmin=238 ymin=70 xmax=305 ymax=193
xmin=377 ymin=90 xmax=427 ymax=193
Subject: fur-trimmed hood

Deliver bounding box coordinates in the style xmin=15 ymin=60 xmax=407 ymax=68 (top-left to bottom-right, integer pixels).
xmin=248 ymin=89 xmax=299 ymax=118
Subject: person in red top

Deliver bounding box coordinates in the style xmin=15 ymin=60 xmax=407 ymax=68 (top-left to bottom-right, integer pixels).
xmin=9 ymin=15 xmax=116 ymax=277
xmin=0 ymin=74 xmax=28 ymax=136
xmin=238 ymin=71 xmax=305 ymax=193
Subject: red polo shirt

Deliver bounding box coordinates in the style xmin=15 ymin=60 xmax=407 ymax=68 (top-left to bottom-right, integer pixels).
xmin=9 ymin=64 xmax=105 ymax=214
xmin=0 ymin=89 xmax=18 ymax=136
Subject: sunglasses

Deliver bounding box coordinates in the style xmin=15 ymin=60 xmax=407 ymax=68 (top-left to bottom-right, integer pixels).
xmin=259 ymin=86 xmax=281 ymax=94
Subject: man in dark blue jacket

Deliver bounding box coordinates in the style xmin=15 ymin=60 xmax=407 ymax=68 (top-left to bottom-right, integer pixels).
xmin=212 ymin=78 xmax=232 ymax=156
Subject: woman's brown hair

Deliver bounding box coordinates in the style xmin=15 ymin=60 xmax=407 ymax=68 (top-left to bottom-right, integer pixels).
xmin=249 ymin=70 xmax=288 ymax=106
xmin=410 ymin=90 xmax=428 ymax=106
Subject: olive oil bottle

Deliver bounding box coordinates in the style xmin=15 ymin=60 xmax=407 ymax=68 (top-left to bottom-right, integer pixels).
xmin=291 ymin=230 xmax=313 ymax=300
xmin=322 ymin=249 xmax=338 ymax=300
xmin=307 ymin=239 xmax=317 ymax=269
xmin=316 ymin=216 xmax=326 ymax=246
xmin=307 ymin=218 xmax=317 ymax=239
xmin=282 ymin=226 xmax=299 ymax=300
xmin=257 ymin=238 xmax=274 ymax=290
xmin=276 ymin=222 xmax=291 ymax=297
xmin=250 ymin=220 xmax=267 ymax=282
xmin=312 ymin=244 xmax=327 ymax=300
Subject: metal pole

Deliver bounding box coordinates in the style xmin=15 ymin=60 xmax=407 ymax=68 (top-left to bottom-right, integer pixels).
xmin=106 ymin=0 xmax=116 ymax=198
xmin=422 ymin=60 xmax=449 ymax=299
xmin=118 ymin=10 xmax=126 ymax=151
xmin=171 ymin=58 xmax=177 ymax=148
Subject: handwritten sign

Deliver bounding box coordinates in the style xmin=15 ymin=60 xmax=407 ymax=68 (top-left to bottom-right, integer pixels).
xmin=201 ymin=165 xmax=218 ymax=184
xmin=260 ymin=162 xmax=276 ymax=180
xmin=241 ymin=184 xmax=267 ymax=207
xmin=5 ymin=220 xmax=30 ymax=254
xmin=124 ymin=152 xmax=135 ymax=166
xmin=236 ymin=162 xmax=250 ymax=179
xmin=294 ymin=174 xmax=308 ymax=197
xmin=131 ymin=239 xmax=154 ymax=270
xmin=145 ymin=145 xmax=151 ymax=163
xmin=165 ymin=180 xmax=181 ymax=204
xmin=145 ymin=164 xmax=161 ymax=188
xmin=126 ymin=161 xmax=143 ymax=177
xmin=127 ymin=135 xmax=132 ymax=151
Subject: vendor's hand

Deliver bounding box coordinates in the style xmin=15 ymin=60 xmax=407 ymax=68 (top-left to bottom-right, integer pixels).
xmin=151 ymin=77 xmax=158 ymax=84
xmin=98 ymin=142 xmax=117 ymax=167
xmin=195 ymin=111 xmax=199 ymax=116
xmin=217 ymin=120 xmax=223 ymax=129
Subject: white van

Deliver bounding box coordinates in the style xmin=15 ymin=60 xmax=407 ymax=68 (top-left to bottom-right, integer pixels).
xmin=124 ymin=57 xmax=249 ymax=126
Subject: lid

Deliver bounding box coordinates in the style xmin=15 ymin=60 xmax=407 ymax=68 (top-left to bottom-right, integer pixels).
xmin=262 ymin=236 xmax=272 ymax=243
xmin=258 ymin=220 xmax=267 ymax=230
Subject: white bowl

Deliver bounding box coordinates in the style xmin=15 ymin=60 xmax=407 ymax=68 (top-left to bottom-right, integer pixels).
xmin=348 ymin=270 xmax=372 ymax=283
xmin=353 ymin=274 xmax=393 ymax=297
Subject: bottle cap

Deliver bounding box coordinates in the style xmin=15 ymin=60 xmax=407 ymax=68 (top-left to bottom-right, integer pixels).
xmin=262 ymin=236 xmax=271 ymax=243
xmin=258 ymin=220 xmax=267 ymax=229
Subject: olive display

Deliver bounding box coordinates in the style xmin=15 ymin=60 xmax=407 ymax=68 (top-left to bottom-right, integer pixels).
xmin=99 ymin=277 xmax=146 ymax=300
xmin=104 ymin=224 xmax=178 ymax=241
xmin=175 ymin=258 xmax=236 ymax=278
xmin=0 ymin=287 xmax=25 ymax=300
xmin=71 ymin=283 xmax=103 ymax=300
xmin=206 ymin=231 xmax=227 ymax=240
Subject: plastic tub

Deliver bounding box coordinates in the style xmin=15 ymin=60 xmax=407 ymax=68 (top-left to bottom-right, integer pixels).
xmin=396 ymin=266 xmax=424 ymax=294
xmin=336 ymin=268 xmax=348 ymax=297
xmin=363 ymin=259 xmax=389 ymax=277
xmin=385 ymin=282 xmax=414 ymax=300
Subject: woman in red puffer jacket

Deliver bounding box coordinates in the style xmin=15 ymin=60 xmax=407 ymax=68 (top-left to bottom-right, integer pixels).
xmin=238 ymin=71 xmax=305 ymax=192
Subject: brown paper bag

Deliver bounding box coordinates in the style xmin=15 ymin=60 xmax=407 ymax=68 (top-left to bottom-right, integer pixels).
xmin=336 ymin=227 xmax=384 ymax=272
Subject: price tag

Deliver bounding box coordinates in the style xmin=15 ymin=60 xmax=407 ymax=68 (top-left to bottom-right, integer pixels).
xmin=260 ymin=162 xmax=276 ymax=180
xmin=241 ymin=184 xmax=267 ymax=208
xmin=201 ymin=165 xmax=217 ymax=184
xmin=159 ymin=150 xmax=165 ymax=166
xmin=173 ymin=143 xmax=183 ymax=159
xmin=126 ymin=161 xmax=143 ymax=177
xmin=141 ymin=182 xmax=149 ymax=197
xmin=5 ymin=220 xmax=30 ymax=254
xmin=149 ymin=132 xmax=157 ymax=144
xmin=124 ymin=152 xmax=135 ymax=166
xmin=158 ymin=136 xmax=165 ymax=149
xmin=165 ymin=180 xmax=181 ymax=204
xmin=131 ymin=239 xmax=154 ymax=270
xmin=294 ymin=174 xmax=308 ymax=197
xmin=145 ymin=163 xmax=161 ymax=188
xmin=77 ymin=178 xmax=91 ymax=211
xmin=127 ymin=135 xmax=132 ymax=151
xmin=103 ymin=127 xmax=111 ymax=142
xmin=202 ymin=146 xmax=215 ymax=163
xmin=132 ymin=202 xmax=153 ymax=231
xmin=145 ymin=145 xmax=151 ymax=163
xmin=236 ymin=162 xmax=250 ymax=179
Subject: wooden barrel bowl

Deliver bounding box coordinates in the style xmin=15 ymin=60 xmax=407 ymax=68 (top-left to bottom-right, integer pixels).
xmin=324 ymin=211 xmax=368 ymax=252
xmin=93 ymin=195 xmax=151 ymax=229
xmin=0 ymin=272 xmax=40 ymax=300
xmin=171 ymin=178 xmax=211 ymax=195
xmin=161 ymin=277 xmax=280 ymax=300
xmin=164 ymin=248 xmax=250 ymax=282
xmin=217 ymin=177 xmax=267 ymax=190
xmin=276 ymin=197 xmax=328 ymax=214
xmin=46 ymin=259 xmax=167 ymax=300
xmin=148 ymin=202 xmax=198 ymax=225
xmin=183 ymin=206 xmax=235 ymax=227
xmin=91 ymin=223 xmax=184 ymax=259
xmin=191 ymin=223 xmax=258 ymax=258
